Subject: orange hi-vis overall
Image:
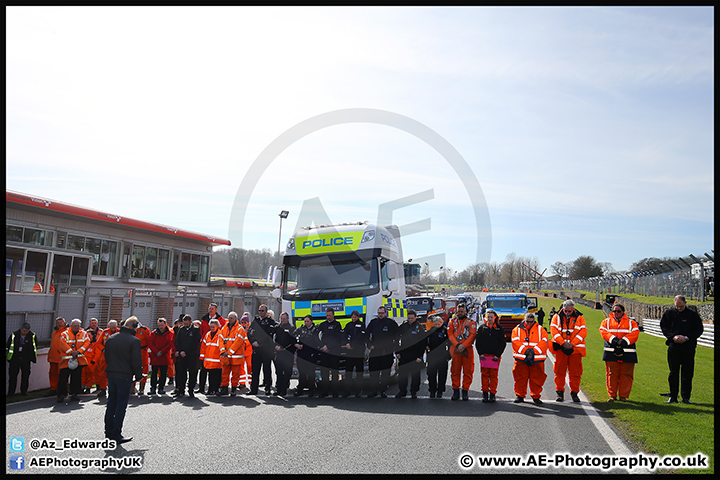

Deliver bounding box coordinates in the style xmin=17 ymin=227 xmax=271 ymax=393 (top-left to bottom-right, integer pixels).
xmin=447 ymin=315 xmax=477 ymax=390
xmin=48 ymin=326 xmax=68 ymax=390
xmin=512 ymin=322 xmax=548 ymax=399
xmin=81 ymin=329 xmax=100 ymax=388
xmin=219 ymin=321 xmax=246 ymax=388
xmin=93 ymin=329 xmax=114 ymax=390
xmin=550 ymin=310 xmax=587 ymax=393
xmin=59 ymin=328 xmax=91 ymax=370
xmin=599 ymin=313 xmax=639 ymax=399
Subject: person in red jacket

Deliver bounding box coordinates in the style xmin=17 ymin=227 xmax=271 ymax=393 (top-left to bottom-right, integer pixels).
xmin=550 ymin=300 xmax=587 ymax=402
xmin=148 ymin=318 xmax=174 ymax=395
xmin=447 ymin=303 xmax=477 ymax=401
xmin=599 ymin=304 xmax=639 ymax=401
xmin=512 ymin=312 xmax=549 ymax=404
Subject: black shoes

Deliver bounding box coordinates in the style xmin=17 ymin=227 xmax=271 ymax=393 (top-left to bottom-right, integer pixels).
xmin=115 ymin=437 xmax=133 ymax=445
xmin=532 ymin=398 xmax=543 ymax=405
xmin=451 ymin=389 xmax=460 ymax=401
xmin=482 ymin=392 xmax=489 ymax=403
xmin=488 ymin=393 xmax=496 ymax=403
xmin=514 ymin=396 xmax=524 ymax=403
xmin=570 ymin=391 xmax=580 ymax=403
xmin=461 ymin=390 xmax=469 ymax=401
xmin=682 ymin=398 xmax=693 ymax=404
xmin=556 ymin=390 xmax=564 ymax=402
xmin=666 ymin=397 xmax=678 ymax=404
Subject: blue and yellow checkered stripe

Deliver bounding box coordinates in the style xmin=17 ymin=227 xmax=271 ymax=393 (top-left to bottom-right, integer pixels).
xmin=383 ymin=297 xmax=407 ymax=319
xmin=291 ymin=297 xmax=367 ymax=319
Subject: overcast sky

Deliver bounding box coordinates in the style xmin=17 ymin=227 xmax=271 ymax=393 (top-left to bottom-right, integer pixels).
xmin=6 ymin=6 xmax=714 ymax=274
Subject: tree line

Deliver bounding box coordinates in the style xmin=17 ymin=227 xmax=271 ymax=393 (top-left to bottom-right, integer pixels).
xmin=212 ymin=246 xmax=684 ymax=285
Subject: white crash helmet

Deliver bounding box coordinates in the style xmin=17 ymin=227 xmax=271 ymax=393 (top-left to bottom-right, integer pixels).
xmin=68 ymin=358 xmax=79 ymax=370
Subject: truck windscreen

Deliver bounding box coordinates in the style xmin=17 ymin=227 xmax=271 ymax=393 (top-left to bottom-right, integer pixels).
xmin=283 ymin=258 xmax=379 ymax=300
xmin=487 ymin=299 xmax=525 ymax=309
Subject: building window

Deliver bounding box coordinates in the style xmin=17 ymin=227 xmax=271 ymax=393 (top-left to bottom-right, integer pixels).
xmin=178 ymin=253 xmax=210 ymax=283
xmin=6 ymin=225 xmax=53 ymax=247
xmin=131 ymin=245 xmax=145 ymax=278
xmin=52 ymin=254 xmax=91 ymax=291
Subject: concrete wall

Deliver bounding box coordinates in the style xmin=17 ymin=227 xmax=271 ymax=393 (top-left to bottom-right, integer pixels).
xmin=6 ymin=347 xmax=51 ymax=394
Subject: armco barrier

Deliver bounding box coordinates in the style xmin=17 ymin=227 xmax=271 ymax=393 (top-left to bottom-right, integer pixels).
xmin=641 ymin=319 xmax=714 ymax=348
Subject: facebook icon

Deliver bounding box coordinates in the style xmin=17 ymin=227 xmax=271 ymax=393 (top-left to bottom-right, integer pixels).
xmin=10 ymin=455 xmax=25 ymax=470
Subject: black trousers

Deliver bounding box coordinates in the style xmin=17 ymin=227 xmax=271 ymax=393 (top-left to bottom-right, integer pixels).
xmin=251 ymin=349 xmax=274 ymax=392
xmin=344 ymin=356 xmax=365 ymax=395
xmin=397 ymin=358 xmax=423 ymax=394
xmin=207 ymin=368 xmax=222 ymax=394
xmin=667 ymin=348 xmax=696 ymax=400
xmin=296 ymin=356 xmax=316 ymax=393
xmin=58 ymin=365 xmax=84 ymax=396
xmin=318 ymin=352 xmax=341 ymax=395
xmin=368 ymin=354 xmax=394 ymax=394
xmin=427 ymin=359 xmax=449 ymax=394
xmin=175 ymin=355 xmax=197 ymax=394
xmin=150 ymin=365 xmax=168 ymax=390
xmin=8 ymin=360 xmax=32 ymax=395
xmin=274 ymin=350 xmax=294 ymax=395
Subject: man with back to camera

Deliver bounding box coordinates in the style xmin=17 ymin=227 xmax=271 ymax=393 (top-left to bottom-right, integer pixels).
xmin=660 ymin=295 xmax=704 ymax=404
xmin=103 ymin=316 xmax=142 ymax=445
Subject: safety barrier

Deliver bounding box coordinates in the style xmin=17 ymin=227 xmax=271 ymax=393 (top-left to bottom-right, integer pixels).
xmin=641 ymin=319 xmax=714 ymax=348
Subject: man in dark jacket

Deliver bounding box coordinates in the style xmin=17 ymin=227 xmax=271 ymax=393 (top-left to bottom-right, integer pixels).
xmin=294 ymin=315 xmax=320 ymax=397
xmin=173 ymin=315 xmax=201 ymax=398
xmin=343 ymin=310 xmax=367 ymax=397
xmin=660 ymin=295 xmax=704 ymax=404
xmin=247 ymin=304 xmax=277 ymax=395
xmin=366 ymin=306 xmax=399 ymax=398
xmin=272 ymin=312 xmax=296 ymax=396
xmin=104 ymin=316 xmax=142 ymax=444
xmin=6 ymin=323 xmax=37 ymax=396
xmin=426 ymin=316 xmax=451 ymax=398
xmin=317 ymin=308 xmax=345 ymax=397
xmin=395 ymin=310 xmax=426 ymax=398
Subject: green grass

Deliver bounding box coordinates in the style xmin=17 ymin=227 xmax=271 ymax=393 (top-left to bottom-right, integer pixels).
xmin=539 ymin=296 xmax=714 ymax=474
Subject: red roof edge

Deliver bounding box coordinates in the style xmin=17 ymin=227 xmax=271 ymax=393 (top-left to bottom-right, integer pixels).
xmin=6 ymin=190 xmax=231 ymax=247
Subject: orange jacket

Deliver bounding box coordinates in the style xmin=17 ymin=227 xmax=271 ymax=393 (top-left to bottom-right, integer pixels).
xmin=49 ymin=326 xmax=68 ymax=364
xmin=599 ymin=313 xmax=639 ymax=363
xmin=550 ymin=310 xmax=587 ymax=357
xmin=200 ymin=330 xmax=223 ymax=369
xmin=512 ymin=322 xmax=548 ymax=364
xmin=59 ymin=328 xmax=91 ymax=369
xmin=447 ymin=316 xmax=477 ymax=355
xmin=93 ymin=328 xmax=118 ymax=363
xmin=135 ymin=325 xmax=152 ymax=350
xmin=219 ymin=321 xmax=246 ymax=365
